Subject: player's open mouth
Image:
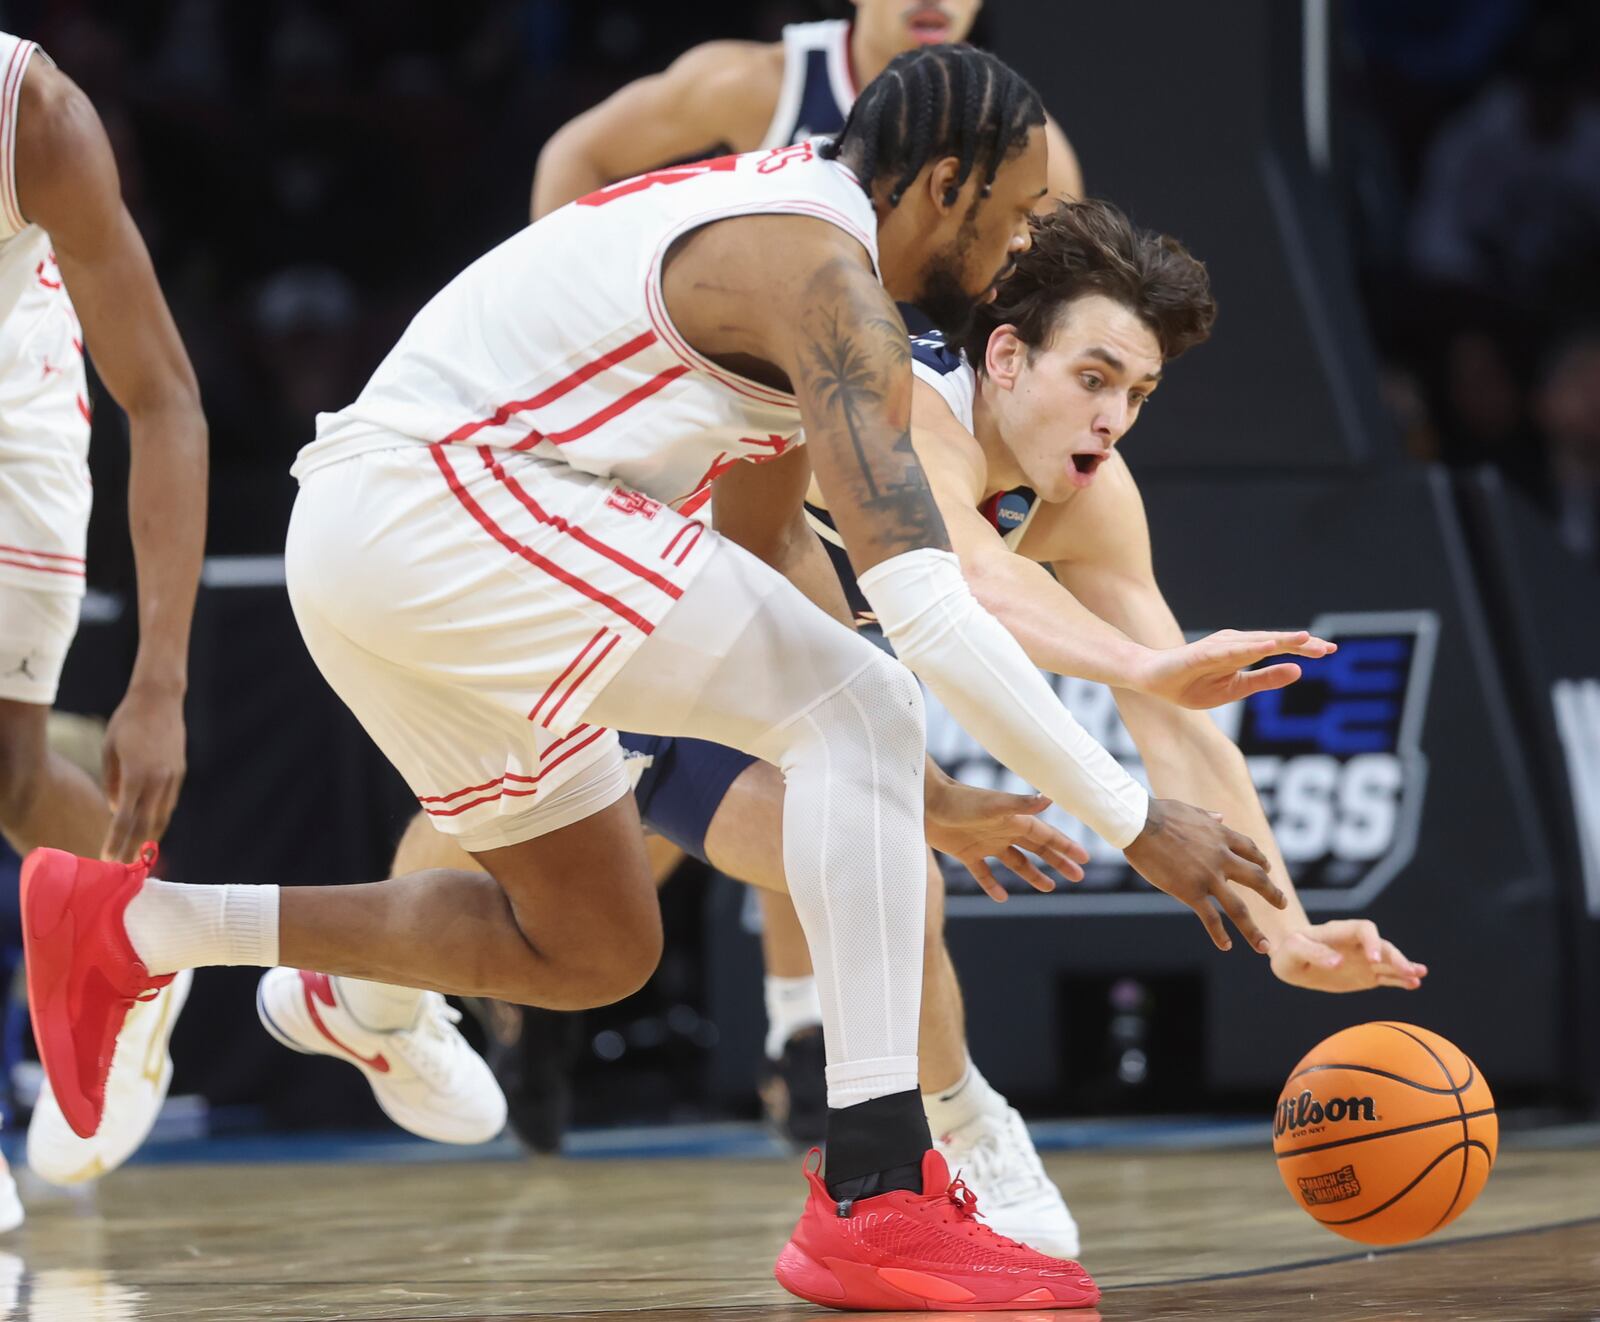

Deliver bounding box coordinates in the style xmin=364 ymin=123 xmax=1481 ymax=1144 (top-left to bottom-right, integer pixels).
xmin=906 ymin=8 xmax=951 ymax=44
xmin=1069 ymin=451 xmax=1106 ymax=486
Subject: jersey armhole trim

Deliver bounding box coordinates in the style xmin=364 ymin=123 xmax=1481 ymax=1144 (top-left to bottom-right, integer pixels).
xmin=644 ymin=196 xmax=880 ymax=411
xmin=0 ymin=41 xmax=40 ymax=235
xmin=760 ymin=29 xmax=808 ymax=151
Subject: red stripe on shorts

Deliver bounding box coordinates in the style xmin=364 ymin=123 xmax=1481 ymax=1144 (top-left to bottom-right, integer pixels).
xmin=541 ymin=633 xmax=619 ymax=729
xmin=0 ymin=542 xmax=85 ymax=564
xmin=512 ymin=364 xmax=690 ymax=450
xmin=419 ymin=725 xmax=612 ymax=817
xmin=528 ymin=630 xmax=607 ymax=725
xmin=477 ymin=448 xmax=682 ymax=601
xmin=0 ymin=555 xmax=84 ymax=578
xmin=440 ymin=331 xmax=658 ymax=444
xmin=430 ymin=444 xmax=656 ymax=634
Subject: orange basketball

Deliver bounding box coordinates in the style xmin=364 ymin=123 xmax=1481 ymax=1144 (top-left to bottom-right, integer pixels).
xmin=1272 ymin=1021 xmax=1497 ymax=1245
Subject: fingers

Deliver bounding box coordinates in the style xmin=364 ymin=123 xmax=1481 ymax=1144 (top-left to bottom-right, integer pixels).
xmin=1225 ymin=853 xmax=1286 ymax=909
xmin=1211 ymin=881 xmax=1271 ymax=954
xmin=1012 ymin=819 xmax=1089 ymax=879
xmin=1192 ymin=897 xmax=1232 ymax=952
xmin=1044 ymin=846 xmax=1085 ymax=883
xmin=102 ymin=788 xmax=147 ymax=863
xmin=1002 ymin=847 xmax=1056 ymax=894
xmin=962 ymin=855 xmax=1009 ymax=903
xmin=1014 ymin=814 xmax=1089 ymax=865
xmin=1213 ymin=630 xmax=1338 ymax=662
xmin=1224 ymin=827 xmax=1271 ymax=871
xmin=1288 ymin=930 xmax=1344 ymax=970
xmin=1232 ymin=662 xmax=1302 ymax=698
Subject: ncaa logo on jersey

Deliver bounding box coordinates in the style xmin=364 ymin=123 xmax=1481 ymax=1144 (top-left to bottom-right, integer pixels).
xmin=991 ymin=491 xmax=1033 ymax=531
xmin=930 ymin=610 xmax=1440 ymax=913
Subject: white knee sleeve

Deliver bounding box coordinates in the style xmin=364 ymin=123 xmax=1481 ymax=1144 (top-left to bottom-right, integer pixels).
xmin=751 ymin=653 xmax=927 ymax=1107
xmin=590 ymin=539 xmax=930 ymax=1108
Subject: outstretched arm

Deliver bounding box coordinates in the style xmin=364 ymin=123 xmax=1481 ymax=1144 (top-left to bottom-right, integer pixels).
xmin=913 ymin=382 xmax=1333 ymax=705
xmin=531 ymin=41 xmax=779 ymax=219
xmin=738 ymin=227 xmax=1285 ymax=950
xmin=17 ymin=59 xmax=206 ymax=861
xmin=1049 ymin=458 xmax=1426 ymax=991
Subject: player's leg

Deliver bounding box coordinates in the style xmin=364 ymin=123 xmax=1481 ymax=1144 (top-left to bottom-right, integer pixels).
xmin=0 ymin=586 xmax=187 ymax=1189
xmin=590 ymin=558 xmax=1093 ymax=1299
xmin=0 ymin=586 xmax=108 ymax=860
xmin=737 ymin=820 xmax=1080 ymax=1253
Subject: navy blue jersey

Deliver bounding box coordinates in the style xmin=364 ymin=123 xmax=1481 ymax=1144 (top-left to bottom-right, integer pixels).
xmin=760 ymin=21 xmax=855 ymax=149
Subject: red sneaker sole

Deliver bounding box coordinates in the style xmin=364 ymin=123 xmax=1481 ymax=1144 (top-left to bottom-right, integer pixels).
xmin=774 ymin=1240 xmax=1101 ymax=1311
xmin=21 ymin=848 xmax=101 ymax=1140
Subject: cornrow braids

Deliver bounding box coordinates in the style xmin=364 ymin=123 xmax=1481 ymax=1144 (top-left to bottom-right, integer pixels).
xmin=821 ymin=45 xmax=1044 ymax=209
xmin=962 ymin=199 xmax=1218 ymax=367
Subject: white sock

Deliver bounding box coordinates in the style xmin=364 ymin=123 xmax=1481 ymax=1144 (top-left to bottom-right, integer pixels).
xmin=123 ymin=879 xmax=280 ymax=976
xmin=336 ymin=977 xmax=426 ymax=1031
xmin=763 ymin=974 xmax=823 ymax=1060
xmin=923 ymin=1056 xmax=1003 ymax=1139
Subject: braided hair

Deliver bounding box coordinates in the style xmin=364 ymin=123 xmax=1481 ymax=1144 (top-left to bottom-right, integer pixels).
xmin=820 ymin=45 xmax=1044 ymax=209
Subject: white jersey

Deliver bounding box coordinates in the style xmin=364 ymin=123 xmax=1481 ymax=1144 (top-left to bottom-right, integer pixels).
xmin=760 ymin=19 xmax=856 ymax=149
xmin=296 ymin=144 xmax=878 ymax=516
xmin=0 ymin=32 xmax=91 ymax=596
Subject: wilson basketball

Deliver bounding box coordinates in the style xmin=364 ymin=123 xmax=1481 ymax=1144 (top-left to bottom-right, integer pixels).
xmin=1273 ymin=1022 xmax=1497 ymax=1245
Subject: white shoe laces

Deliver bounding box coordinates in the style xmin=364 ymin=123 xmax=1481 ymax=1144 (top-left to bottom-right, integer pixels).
xmin=945 ymin=1107 xmax=1055 ymax=1206
xmin=388 ymin=994 xmax=468 ymax=1091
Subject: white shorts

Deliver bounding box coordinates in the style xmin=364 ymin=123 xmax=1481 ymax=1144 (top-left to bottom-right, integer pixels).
xmin=0 ymin=281 xmax=93 ymax=598
xmin=0 ymin=581 xmax=80 ymax=705
xmin=285 ymin=442 xmax=719 ymax=852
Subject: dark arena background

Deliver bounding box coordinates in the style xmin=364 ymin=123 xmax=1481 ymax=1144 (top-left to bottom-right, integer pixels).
xmin=0 ymin=0 xmax=1597 ymax=1317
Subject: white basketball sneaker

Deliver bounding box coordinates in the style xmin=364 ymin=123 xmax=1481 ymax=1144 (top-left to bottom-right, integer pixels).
xmin=934 ymin=1100 xmax=1081 ymax=1259
xmin=0 ymin=1149 xmax=22 ymax=1231
xmin=256 ymin=968 xmax=506 ymax=1144
xmin=27 ymin=968 xmax=194 ymax=1186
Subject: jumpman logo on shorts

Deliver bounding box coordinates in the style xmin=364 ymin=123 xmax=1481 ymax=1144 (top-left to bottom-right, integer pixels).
xmin=4 ymin=655 xmax=36 ymax=681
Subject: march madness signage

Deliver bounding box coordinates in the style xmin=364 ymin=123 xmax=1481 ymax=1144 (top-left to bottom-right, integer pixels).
xmin=928 ymin=611 xmax=1440 ymax=916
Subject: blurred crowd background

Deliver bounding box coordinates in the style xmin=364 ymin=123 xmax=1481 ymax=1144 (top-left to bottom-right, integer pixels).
xmin=2 ymin=0 xmax=1597 ymax=1131
xmin=1338 ymin=0 xmax=1600 ymax=558
xmin=4 ymin=0 xmax=1590 ymax=574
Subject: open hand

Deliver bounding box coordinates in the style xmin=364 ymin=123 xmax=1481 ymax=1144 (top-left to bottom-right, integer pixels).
xmin=1122 ymin=799 xmax=1287 ymax=950
xmin=1140 ymin=630 xmax=1336 ymax=710
xmin=1270 ymin=919 xmax=1428 ymax=993
xmin=101 ymin=684 xmax=187 ymax=862
xmin=925 ymin=777 xmax=1089 ymax=902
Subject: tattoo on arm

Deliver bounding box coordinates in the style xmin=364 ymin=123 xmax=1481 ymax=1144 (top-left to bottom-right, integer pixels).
xmin=795 ymin=265 xmax=949 ymax=559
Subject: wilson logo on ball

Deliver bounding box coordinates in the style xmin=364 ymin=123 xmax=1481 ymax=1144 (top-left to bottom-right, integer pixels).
xmin=1274 ymin=1089 xmax=1376 ymax=1137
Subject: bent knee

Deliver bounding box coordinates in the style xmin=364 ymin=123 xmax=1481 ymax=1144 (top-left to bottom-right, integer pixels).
xmin=567 ymin=922 xmax=664 ymax=1008
xmin=854 ymin=653 xmax=925 ymax=742
xmin=500 ymin=908 xmax=665 ymax=1011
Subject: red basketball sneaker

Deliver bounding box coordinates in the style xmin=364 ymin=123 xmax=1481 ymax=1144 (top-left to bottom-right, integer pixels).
xmin=774 ymin=1148 xmax=1101 ymax=1311
xmin=20 ymin=843 xmax=172 ymax=1140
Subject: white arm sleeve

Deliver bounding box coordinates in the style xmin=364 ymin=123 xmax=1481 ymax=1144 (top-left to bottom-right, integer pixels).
xmin=858 ymin=547 xmax=1150 ymax=848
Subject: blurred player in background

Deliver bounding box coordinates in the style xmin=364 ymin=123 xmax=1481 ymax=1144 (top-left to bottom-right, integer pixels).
xmin=0 ymin=33 xmax=207 ymax=1211
xmin=531 ymin=1 xmax=1084 ymax=219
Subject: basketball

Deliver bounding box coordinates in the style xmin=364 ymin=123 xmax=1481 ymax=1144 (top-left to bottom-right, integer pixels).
xmin=1273 ymin=1022 xmax=1498 ymax=1245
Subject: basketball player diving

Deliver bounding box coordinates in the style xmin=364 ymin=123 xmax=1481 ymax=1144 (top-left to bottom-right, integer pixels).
xmin=0 ymin=32 xmax=209 ymax=1212
xmin=22 ymin=48 xmax=1328 ymax=1309
xmin=238 ymin=0 xmax=1419 ymax=1265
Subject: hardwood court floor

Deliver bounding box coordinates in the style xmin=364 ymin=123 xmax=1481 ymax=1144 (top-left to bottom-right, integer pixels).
xmin=3 ymin=1137 xmax=1596 ymax=1320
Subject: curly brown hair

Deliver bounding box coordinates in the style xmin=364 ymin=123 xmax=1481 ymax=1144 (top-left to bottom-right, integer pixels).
xmin=962 ymin=198 xmax=1216 ymax=369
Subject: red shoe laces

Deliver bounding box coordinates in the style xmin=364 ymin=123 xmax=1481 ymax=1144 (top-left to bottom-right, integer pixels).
xmin=914 ymin=1175 xmax=1025 ymax=1248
